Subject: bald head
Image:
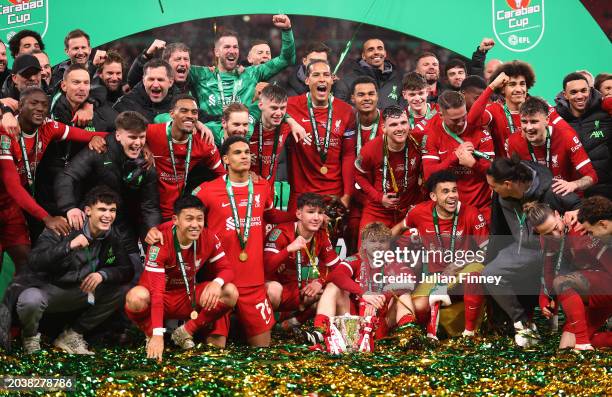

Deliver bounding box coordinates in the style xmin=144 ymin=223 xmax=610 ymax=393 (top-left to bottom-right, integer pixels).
xmin=484 ymin=59 xmax=503 ymax=82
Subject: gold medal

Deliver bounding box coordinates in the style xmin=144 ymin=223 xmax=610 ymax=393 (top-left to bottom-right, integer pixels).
xmin=239 ymin=251 xmax=248 ymax=262
xmin=320 ymin=166 xmax=328 ymax=174
xmin=190 ymin=310 xmax=198 ymax=320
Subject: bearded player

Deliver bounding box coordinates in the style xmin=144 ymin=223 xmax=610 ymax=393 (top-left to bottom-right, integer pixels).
xmin=192 ymin=135 xmax=294 ymax=347
xmin=124 ymin=195 xmax=237 ymax=362
xmin=392 ymin=170 xmax=489 ymax=338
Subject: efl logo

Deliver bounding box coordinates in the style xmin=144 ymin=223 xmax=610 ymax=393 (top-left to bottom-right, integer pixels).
xmin=0 ymin=0 xmax=49 ymax=43
xmin=493 ymin=0 xmax=545 ymax=52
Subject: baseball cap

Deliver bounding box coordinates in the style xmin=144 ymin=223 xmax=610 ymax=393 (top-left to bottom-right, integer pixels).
xmin=12 ymin=54 xmax=42 ymax=75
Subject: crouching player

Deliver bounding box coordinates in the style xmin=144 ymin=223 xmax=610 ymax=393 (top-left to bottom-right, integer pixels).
xmin=125 ymin=196 xmax=238 ymax=361
xmin=392 ymin=170 xmax=489 ymax=339
xmin=311 ymin=222 xmax=417 ymax=352
xmin=525 ymin=199 xmax=612 ymax=351
xmin=265 ymin=193 xmax=341 ymax=331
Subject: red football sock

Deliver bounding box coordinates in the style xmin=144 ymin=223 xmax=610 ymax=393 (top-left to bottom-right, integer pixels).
xmin=397 ymin=314 xmax=416 ymax=327
xmin=463 ymin=277 xmax=485 ymax=332
xmin=558 ymin=289 xmax=589 ymax=345
xmin=184 ymin=301 xmax=231 ymax=336
xmin=590 ymin=332 xmax=612 ymax=348
xmin=314 ymin=314 xmax=330 ymax=333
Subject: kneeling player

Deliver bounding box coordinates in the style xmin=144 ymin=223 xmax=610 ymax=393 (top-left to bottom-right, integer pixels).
xmin=392 ymin=170 xmax=489 ymax=339
xmin=125 ymin=196 xmax=238 ymax=361
xmin=265 ymin=193 xmax=341 ymax=329
xmin=312 ymin=222 xmax=416 ymax=350
xmin=526 ymin=200 xmax=612 ymax=351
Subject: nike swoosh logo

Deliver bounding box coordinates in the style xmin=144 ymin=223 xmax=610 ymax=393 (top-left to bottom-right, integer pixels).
xmin=301 ymin=118 xmax=310 ymax=123
xmin=221 ymin=203 xmax=231 ymax=207
xmin=425 ymin=229 xmax=436 ymax=233
xmin=438 ymin=151 xmax=447 ymax=154
xmin=103 ymin=161 xmax=113 ymax=165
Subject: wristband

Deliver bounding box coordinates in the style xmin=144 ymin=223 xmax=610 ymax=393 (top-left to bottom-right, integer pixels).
xmin=152 ymin=328 xmax=165 ymax=336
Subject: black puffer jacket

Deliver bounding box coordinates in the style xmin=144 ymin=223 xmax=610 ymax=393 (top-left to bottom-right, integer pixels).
xmin=486 ymin=161 xmax=581 ymax=263
xmin=55 ymin=134 xmax=161 ymax=253
xmin=334 ymin=59 xmax=404 ymax=109
xmin=113 ymin=82 xmax=177 ymax=123
xmin=555 ymin=89 xmax=612 ymax=197
xmin=23 ymin=225 xmax=133 ymax=288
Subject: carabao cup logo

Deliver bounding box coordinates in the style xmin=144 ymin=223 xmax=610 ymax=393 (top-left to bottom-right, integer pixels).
xmin=1 ymin=0 xmax=49 ymax=44
xmin=493 ymin=0 xmax=545 ymax=52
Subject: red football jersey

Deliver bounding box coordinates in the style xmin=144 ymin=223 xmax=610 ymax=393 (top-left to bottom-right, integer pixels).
xmin=248 ymin=121 xmax=292 ymax=183
xmin=483 ymin=102 xmax=522 ymax=158
xmin=506 ymin=124 xmax=598 ymax=183
xmin=286 ymin=94 xmax=356 ymax=197
xmin=139 ymin=225 xmax=233 ymax=330
xmin=355 ymin=135 xmax=422 ymax=214
xmin=146 ymin=122 xmax=225 ymax=219
xmin=421 ymin=117 xmax=495 ymax=214
xmin=402 ymin=200 xmax=489 ymax=273
xmin=193 ymin=175 xmax=274 ymax=287
xmin=263 ymin=221 xmax=340 ymax=285
xmin=0 ymin=120 xmax=106 ymax=219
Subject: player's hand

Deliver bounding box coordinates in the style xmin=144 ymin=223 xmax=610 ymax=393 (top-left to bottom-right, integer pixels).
xmin=562 ymin=209 xmax=580 ymax=229
xmin=489 ymin=71 xmax=509 ymax=90
xmin=42 ymin=216 xmax=70 ymax=236
xmin=147 ymin=335 xmax=164 ymax=362
xmin=287 ymin=117 xmax=307 ymax=142
xmin=362 ymin=294 xmax=385 ymax=310
xmin=73 ymin=103 xmax=94 ymax=127
xmin=363 ymin=303 xmax=377 ymax=317
xmin=200 ymin=281 xmax=222 ymax=311
xmin=552 ymin=179 xmax=578 ymax=196
xmin=272 ymin=14 xmax=291 ymax=29
xmin=455 ymin=147 xmax=476 ymax=168
xmin=340 ymin=194 xmax=351 ymax=209
xmin=195 ymin=121 xmax=214 ymax=145
xmin=67 ymin=208 xmax=86 ymax=230
xmin=145 ymin=227 xmax=164 ymax=246
xmin=80 ymin=272 xmax=103 ymax=293
xmin=302 ymin=280 xmax=322 ymax=298
xmin=146 ymin=39 xmax=166 ymax=57
xmin=442 ymin=264 xmax=460 ymax=278
xmin=541 ymin=298 xmax=555 ymax=319
xmin=88 ymin=135 xmax=107 ymax=153
xmin=287 ymin=235 xmax=308 ymax=253
xmin=479 ymin=38 xmax=495 ymax=52
xmin=1 ymin=112 xmax=20 ymax=137
xmin=142 ymin=145 xmax=155 ymax=169
xmin=92 ymin=50 xmax=107 ymax=66
xmin=381 ymin=193 xmax=399 ymax=209
xmin=458 ymin=141 xmax=475 ymax=152
xmin=0 ymin=97 xmax=18 ymax=112
xmin=70 ymin=233 xmax=90 ymax=250
xmin=252 ymin=82 xmax=269 ymax=103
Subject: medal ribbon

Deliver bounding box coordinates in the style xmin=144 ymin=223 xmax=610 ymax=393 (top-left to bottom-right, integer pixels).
xmin=166 ymin=121 xmax=193 ymax=195
xmin=432 ymin=205 xmax=459 ymax=254
xmin=306 ymin=93 xmax=333 ymax=165
xmin=225 ymin=176 xmax=253 ymax=253
xmin=18 ymin=130 xmax=39 ymax=193
xmin=442 ymin=123 xmax=492 ymax=161
xmin=173 ymin=227 xmax=198 ymax=313
xmin=382 ymin=134 xmax=409 ymax=195
xmin=527 ymin=126 xmax=551 ymax=168
xmin=356 ymin=110 xmax=380 ymax=154
xmin=503 ymin=104 xmax=517 ymax=135
xmin=408 ymin=103 xmax=435 ymax=130
xmin=215 ymin=68 xmax=239 ymax=109
xmin=258 ymin=121 xmax=281 ymax=180
xmin=541 ymin=227 xmax=567 ymax=298
xmin=295 ymin=228 xmax=319 ymax=290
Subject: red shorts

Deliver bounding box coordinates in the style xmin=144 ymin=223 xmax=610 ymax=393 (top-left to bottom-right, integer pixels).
xmin=127 ymin=281 xmax=212 ymax=336
xmin=210 ymin=284 xmax=275 ymax=338
xmin=0 ymin=203 xmax=30 ymax=248
xmin=279 ymin=283 xmax=301 ymax=312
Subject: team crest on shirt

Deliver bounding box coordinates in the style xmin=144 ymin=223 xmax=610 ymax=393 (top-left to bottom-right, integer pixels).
xmin=334 ymin=119 xmax=342 ymax=133
xmin=552 ymin=155 xmax=558 ymax=168
xmin=268 ymin=228 xmax=282 ymax=242
xmin=149 ymin=246 xmax=160 ymax=260
xmin=410 ymin=157 xmax=417 ymax=169
xmin=254 ymin=194 xmax=261 ymax=207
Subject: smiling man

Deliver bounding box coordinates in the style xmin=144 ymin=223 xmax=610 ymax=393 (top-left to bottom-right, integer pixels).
xmin=14 ymin=186 xmax=133 ymax=355
xmin=55 ymin=111 xmax=162 ymax=281
xmin=114 ymin=59 xmax=177 ymax=122
xmin=506 ymin=96 xmax=597 ymax=196
xmin=334 ymin=38 xmax=403 ymax=109
xmin=555 ymin=72 xmax=612 ymax=198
